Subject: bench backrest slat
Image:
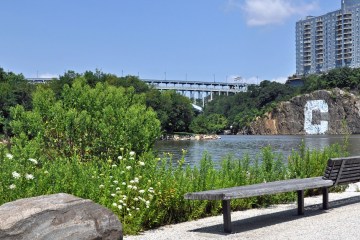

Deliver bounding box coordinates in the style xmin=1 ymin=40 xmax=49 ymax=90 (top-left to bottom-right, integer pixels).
xmin=323 ymin=156 xmax=360 ymax=185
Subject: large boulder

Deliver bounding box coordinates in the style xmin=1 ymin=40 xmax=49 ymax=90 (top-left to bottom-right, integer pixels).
xmin=0 ymin=193 xmax=123 ymax=240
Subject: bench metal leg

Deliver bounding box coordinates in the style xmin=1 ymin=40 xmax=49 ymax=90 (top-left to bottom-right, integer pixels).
xmin=222 ymin=200 xmax=232 ymax=233
xmin=297 ymin=190 xmax=304 ymax=215
xmin=322 ymin=187 xmax=329 ymax=210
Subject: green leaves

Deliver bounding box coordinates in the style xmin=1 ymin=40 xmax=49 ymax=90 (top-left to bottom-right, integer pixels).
xmin=190 ymin=113 xmax=227 ymax=134
xmin=9 ymin=78 xmax=161 ymax=161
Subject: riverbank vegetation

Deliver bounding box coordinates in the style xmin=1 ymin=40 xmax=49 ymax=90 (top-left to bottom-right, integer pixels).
xmin=0 ymin=141 xmax=347 ymax=234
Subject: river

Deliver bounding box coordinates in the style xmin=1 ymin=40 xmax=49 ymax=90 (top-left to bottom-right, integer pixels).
xmin=154 ymin=135 xmax=360 ymax=166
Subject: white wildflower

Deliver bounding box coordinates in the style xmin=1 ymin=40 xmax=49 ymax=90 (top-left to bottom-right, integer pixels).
xmin=129 ymin=151 xmax=135 ymax=156
xmin=113 ymin=180 xmax=119 ymax=184
xmin=138 ymin=161 xmax=145 ymax=166
xmin=111 ymin=193 xmax=116 ymax=197
xmin=126 ymin=166 xmax=132 ymax=170
xmin=130 ymin=180 xmax=135 ymax=184
xmin=139 ymin=190 xmax=145 ymax=194
xmin=136 ymin=208 xmax=140 ymax=211
xmin=99 ymin=184 xmax=105 ymax=188
xmin=134 ymin=197 xmax=139 ymax=201
xmin=44 ymin=170 xmax=49 ymax=174
xmin=146 ymin=200 xmax=150 ymax=206
xmin=28 ymin=158 xmax=38 ymax=164
xmin=12 ymin=171 xmax=21 ymax=179
xmin=118 ymin=156 xmax=123 ymax=161
xmin=132 ymin=186 xmax=138 ymax=190
xmin=118 ymin=199 xmax=124 ymax=204
xmin=127 ymin=185 xmax=133 ymax=189
xmin=25 ymin=173 xmax=34 ymax=180
xmin=148 ymin=187 xmax=154 ymax=193
xmin=9 ymin=184 xmax=16 ymax=189
xmin=111 ymin=164 xmax=117 ymax=168
xmin=120 ymin=147 xmax=124 ymax=151
xmin=6 ymin=153 xmax=13 ymax=159
xmin=112 ymin=203 xmax=118 ymax=207
xmin=118 ymin=205 xmax=122 ymax=210
xmin=134 ymin=177 xmax=139 ymax=183
xmin=116 ymin=187 xmax=121 ymax=191
xmin=122 ymin=182 xmax=126 ymax=185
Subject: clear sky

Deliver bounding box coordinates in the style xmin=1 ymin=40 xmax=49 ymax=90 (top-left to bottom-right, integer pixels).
xmin=1 ymin=0 xmax=342 ymax=84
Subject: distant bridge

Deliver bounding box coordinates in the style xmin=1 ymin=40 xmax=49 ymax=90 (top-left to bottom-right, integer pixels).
xmin=26 ymin=78 xmax=248 ymax=107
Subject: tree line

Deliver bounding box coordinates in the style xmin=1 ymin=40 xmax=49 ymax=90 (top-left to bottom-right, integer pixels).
xmin=1 ymin=66 xmax=360 ymax=137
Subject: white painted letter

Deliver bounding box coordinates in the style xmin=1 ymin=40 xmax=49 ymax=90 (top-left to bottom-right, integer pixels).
xmin=304 ymin=100 xmax=329 ymax=134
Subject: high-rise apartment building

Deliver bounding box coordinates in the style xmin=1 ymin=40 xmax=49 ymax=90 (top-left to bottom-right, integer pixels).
xmin=296 ymin=0 xmax=360 ymax=75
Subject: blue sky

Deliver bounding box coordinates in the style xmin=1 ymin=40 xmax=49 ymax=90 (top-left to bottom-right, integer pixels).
xmin=1 ymin=0 xmax=341 ymax=84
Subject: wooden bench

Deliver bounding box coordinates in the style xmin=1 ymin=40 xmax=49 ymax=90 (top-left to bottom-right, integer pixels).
xmin=184 ymin=156 xmax=360 ymax=233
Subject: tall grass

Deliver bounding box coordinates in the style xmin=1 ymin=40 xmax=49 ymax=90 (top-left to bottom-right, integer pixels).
xmin=0 ymin=141 xmax=348 ymax=234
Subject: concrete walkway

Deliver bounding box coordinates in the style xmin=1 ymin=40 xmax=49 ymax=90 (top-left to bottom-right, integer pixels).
xmin=126 ymin=190 xmax=360 ymax=240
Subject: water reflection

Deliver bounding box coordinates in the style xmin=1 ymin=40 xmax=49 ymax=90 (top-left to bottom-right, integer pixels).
xmin=154 ymin=135 xmax=360 ymax=167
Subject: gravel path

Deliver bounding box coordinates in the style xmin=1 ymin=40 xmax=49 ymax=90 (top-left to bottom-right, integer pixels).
xmin=126 ymin=186 xmax=360 ymax=240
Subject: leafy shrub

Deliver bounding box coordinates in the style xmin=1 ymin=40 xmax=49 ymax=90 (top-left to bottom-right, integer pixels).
xmin=9 ymin=78 xmax=161 ymax=161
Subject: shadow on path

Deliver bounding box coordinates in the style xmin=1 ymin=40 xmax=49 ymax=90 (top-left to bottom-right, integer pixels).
xmin=189 ymin=195 xmax=360 ymax=236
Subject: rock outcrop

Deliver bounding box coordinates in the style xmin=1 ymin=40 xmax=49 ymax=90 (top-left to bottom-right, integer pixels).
xmin=242 ymin=89 xmax=360 ymax=135
xmin=0 ymin=193 xmax=123 ymax=240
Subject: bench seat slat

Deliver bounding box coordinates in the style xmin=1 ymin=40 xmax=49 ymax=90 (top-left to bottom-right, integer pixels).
xmin=328 ymin=157 xmax=360 ymax=166
xmin=184 ymin=177 xmax=333 ymax=201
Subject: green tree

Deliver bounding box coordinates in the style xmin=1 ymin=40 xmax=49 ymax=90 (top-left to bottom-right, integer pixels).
xmin=0 ymin=68 xmax=34 ymax=136
xmin=147 ymin=90 xmax=194 ymax=133
xmin=10 ymin=78 xmax=161 ymax=161
xmin=190 ymin=113 xmax=227 ymax=134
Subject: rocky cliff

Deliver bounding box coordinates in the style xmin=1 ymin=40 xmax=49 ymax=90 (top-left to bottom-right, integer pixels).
xmin=242 ymin=88 xmax=360 ymax=135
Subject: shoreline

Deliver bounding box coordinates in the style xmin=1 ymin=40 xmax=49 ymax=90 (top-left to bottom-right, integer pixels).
xmin=161 ymin=134 xmax=221 ymax=141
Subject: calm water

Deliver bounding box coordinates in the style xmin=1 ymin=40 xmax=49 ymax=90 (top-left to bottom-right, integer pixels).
xmin=154 ymin=135 xmax=360 ymax=166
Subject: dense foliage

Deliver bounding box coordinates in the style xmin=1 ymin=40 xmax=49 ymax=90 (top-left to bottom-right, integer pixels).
xmin=0 ymin=68 xmax=34 ymax=136
xmin=0 ymin=142 xmax=347 ymax=234
xmin=0 ymin=68 xmax=194 ymax=136
xmin=10 ymin=78 xmax=161 ymax=161
xmin=301 ymin=67 xmax=360 ymax=93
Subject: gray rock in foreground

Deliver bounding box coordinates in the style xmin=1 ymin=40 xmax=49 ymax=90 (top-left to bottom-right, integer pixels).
xmin=0 ymin=193 xmax=123 ymax=240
